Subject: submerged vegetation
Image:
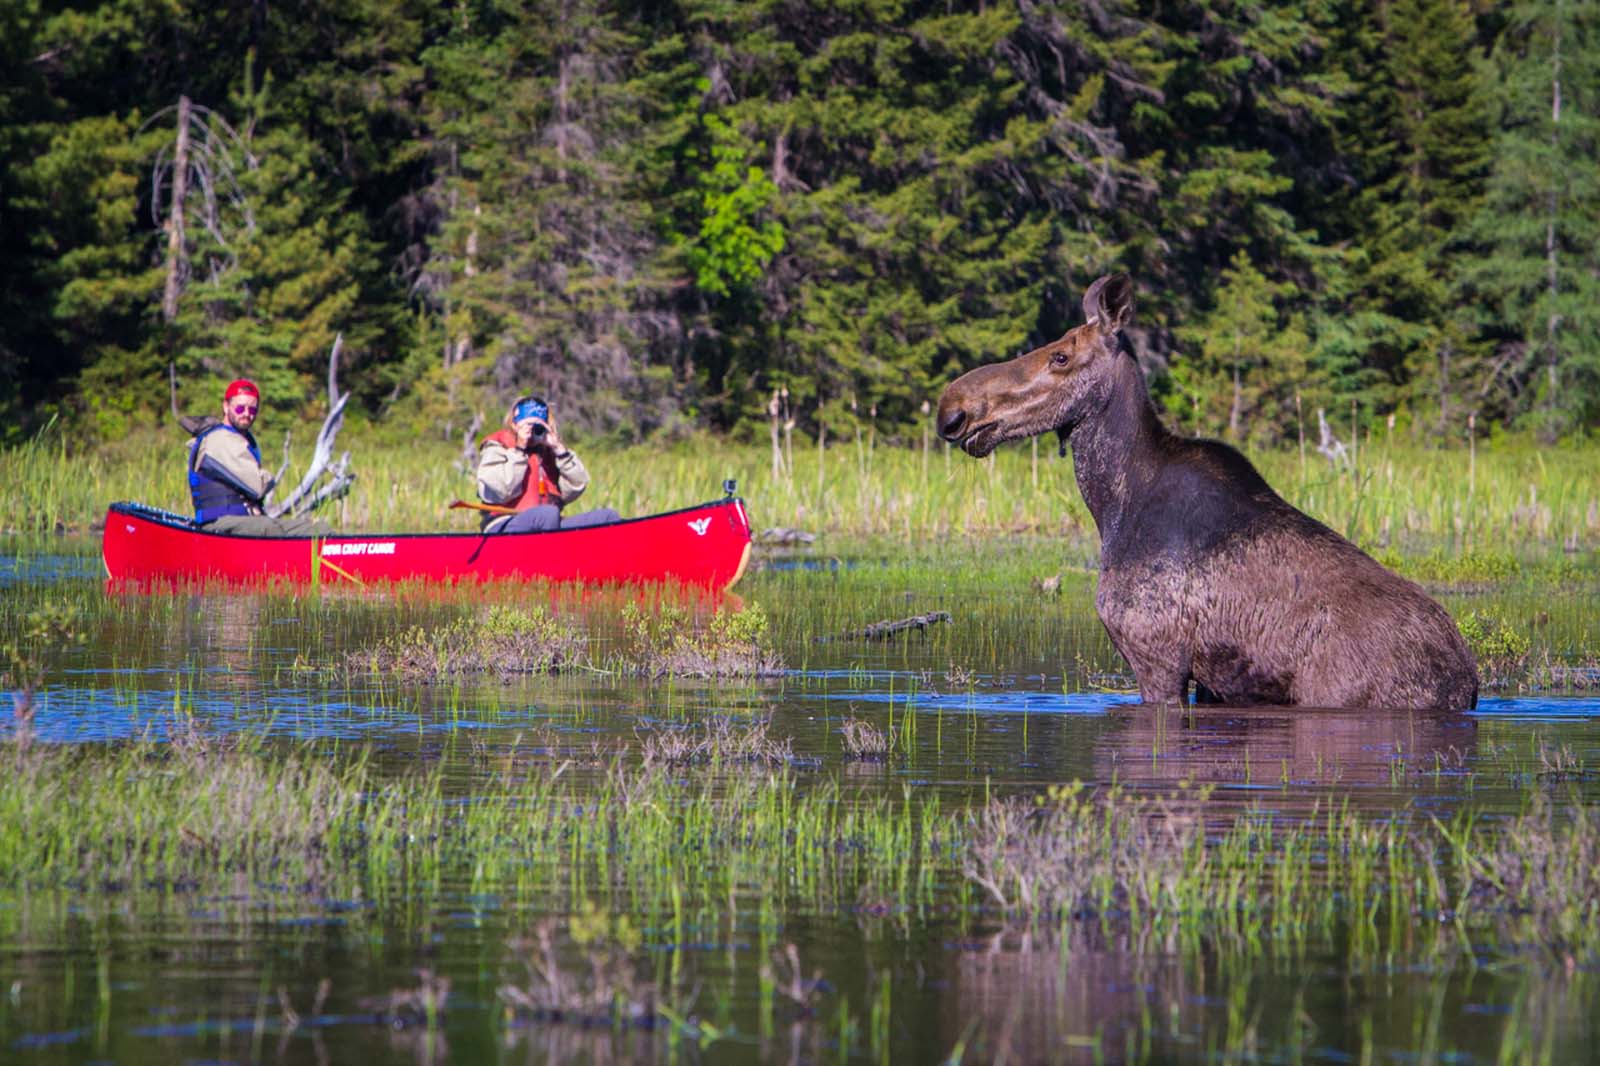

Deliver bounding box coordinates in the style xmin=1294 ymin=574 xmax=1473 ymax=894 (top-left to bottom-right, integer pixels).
xmin=344 ymin=602 xmax=784 ymax=682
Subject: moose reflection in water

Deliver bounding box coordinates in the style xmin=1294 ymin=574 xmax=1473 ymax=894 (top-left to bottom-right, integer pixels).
xmin=936 ymin=274 xmax=1478 ymax=712
xmin=1096 ymin=705 xmax=1478 ymax=808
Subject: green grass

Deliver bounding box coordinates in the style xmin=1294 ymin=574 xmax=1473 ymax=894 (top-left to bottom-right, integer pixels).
xmin=7 ymin=420 xmax=1600 ymax=555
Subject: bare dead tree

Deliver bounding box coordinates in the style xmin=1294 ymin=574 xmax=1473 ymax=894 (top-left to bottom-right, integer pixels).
xmin=266 ymin=335 xmax=356 ymax=517
xmin=144 ymin=96 xmax=256 ymax=323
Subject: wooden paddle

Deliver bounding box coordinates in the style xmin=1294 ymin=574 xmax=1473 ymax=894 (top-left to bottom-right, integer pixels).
xmin=449 ymin=500 xmax=518 ymax=516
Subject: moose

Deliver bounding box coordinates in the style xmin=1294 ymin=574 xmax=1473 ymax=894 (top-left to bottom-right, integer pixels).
xmin=936 ymin=274 xmax=1478 ymax=712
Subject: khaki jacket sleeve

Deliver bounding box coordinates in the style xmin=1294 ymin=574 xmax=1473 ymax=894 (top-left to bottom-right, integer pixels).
xmin=194 ymin=431 xmax=272 ymax=502
xmin=553 ymin=449 xmax=589 ymax=505
xmin=476 ymin=441 xmax=530 ymax=504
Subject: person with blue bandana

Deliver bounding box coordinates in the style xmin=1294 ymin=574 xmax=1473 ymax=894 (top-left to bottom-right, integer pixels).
xmin=475 ymin=394 xmax=621 ymax=533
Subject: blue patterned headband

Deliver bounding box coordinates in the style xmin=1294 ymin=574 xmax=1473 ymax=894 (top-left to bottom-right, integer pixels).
xmin=514 ymin=398 xmax=548 ymax=423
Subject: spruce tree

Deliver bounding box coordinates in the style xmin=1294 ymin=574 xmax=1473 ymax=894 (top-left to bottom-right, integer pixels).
xmin=1461 ymin=0 xmax=1600 ymax=437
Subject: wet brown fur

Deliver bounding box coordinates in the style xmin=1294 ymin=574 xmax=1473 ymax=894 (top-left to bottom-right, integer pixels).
xmin=936 ymin=274 xmax=1478 ymax=711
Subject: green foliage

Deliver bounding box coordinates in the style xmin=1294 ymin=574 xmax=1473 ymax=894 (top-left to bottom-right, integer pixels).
xmin=347 ymin=606 xmax=587 ymax=679
xmin=8 ymin=0 xmax=1600 ymax=443
xmin=1171 ymin=251 xmax=1314 ymax=442
xmin=1457 ymin=610 xmax=1533 ymax=683
xmin=682 ymin=111 xmax=784 ymax=298
xmin=1376 ymin=549 xmax=1523 ymax=585
xmin=619 ymin=600 xmax=781 ymax=679
xmin=1459 ymin=0 xmax=1600 ymax=438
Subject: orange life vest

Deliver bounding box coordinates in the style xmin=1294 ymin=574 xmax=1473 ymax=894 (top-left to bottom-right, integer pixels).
xmin=482 ymin=429 xmax=563 ymax=509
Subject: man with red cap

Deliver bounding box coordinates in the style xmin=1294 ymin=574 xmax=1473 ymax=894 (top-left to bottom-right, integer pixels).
xmin=188 ymin=378 xmax=332 ymax=536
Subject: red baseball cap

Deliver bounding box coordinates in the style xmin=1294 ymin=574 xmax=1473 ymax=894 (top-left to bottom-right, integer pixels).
xmin=223 ymin=379 xmax=259 ymax=403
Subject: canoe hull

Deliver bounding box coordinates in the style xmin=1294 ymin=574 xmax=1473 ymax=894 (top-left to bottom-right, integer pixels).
xmin=102 ymin=499 xmax=753 ymax=590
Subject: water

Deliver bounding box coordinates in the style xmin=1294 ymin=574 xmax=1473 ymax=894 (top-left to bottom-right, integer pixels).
xmin=2 ymin=536 xmax=1599 ymax=1063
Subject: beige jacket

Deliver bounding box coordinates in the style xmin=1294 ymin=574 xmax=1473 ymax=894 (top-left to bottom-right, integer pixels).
xmin=191 ymin=427 xmax=273 ymax=513
xmin=475 ymin=440 xmax=589 ymax=508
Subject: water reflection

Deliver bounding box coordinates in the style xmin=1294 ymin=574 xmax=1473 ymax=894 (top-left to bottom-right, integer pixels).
xmin=1096 ymin=705 xmax=1479 ymax=806
xmin=935 ymin=930 xmax=1599 ymax=1064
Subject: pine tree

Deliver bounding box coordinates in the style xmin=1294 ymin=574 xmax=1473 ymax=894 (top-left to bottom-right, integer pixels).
xmin=1329 ymin=0 xmax=1492 ymax=434
xmin=1460 ymin=0 xmax=1600 ymax=437
xmin=1172 ymin=250 xmax=1313 ymax=443
xmin=414 ymin=0 xmax=684 ymax=439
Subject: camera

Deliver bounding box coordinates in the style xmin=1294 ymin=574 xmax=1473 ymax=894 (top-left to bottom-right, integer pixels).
xmin=528 ymin=423 xmax=548 ymax=439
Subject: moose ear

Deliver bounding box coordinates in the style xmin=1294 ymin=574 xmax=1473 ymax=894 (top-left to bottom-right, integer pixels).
xmin=1082 ymin=273 xmax=1134 ymax=332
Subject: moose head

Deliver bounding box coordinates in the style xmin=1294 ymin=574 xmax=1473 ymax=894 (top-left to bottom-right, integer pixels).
xmin=937 ymin=274 xmax=1135 ymax=456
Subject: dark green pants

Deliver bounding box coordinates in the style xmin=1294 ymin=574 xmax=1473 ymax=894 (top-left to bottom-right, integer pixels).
xmin=204 ymin=513 xmax=336 ymax=538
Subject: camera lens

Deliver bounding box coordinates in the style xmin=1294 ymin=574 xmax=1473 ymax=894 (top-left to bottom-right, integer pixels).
xmin=529 ymin=423 xmax=548 ymax=438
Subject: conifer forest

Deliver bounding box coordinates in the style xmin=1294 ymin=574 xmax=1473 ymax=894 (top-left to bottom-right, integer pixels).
xmin=3 ymin=0 xmax=1598 ymax=448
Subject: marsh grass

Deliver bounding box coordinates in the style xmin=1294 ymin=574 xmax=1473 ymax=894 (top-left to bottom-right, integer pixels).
xmin=0 ymin=727 xmax=369 ymax=893
xmin=5 ymin=722 xmax=1600 ymax=965
xmin=340 ymin=600 xmax=784 ymax=683
xmin=498 ymin=917 xmax=667 ymax=1029
xmin=840 ymin=716 xmax=893 ymax=761
xmin=12 ymin=420 xmax=1600 ymax=556
xmin=358 ymin=969 xmax=450 ymax=1031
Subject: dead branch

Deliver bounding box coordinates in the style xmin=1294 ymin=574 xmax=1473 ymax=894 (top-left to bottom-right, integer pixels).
xmin=819 ymin=611 xmax=952 ymax=643
xmin=1315 ymin=408 xmax=1350 ymax=468
xmin=268 ymin=334 xmax=355 ymax=517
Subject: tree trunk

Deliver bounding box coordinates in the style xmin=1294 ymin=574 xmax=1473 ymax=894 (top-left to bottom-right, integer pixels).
xmin=1229 ymin=362 xmax=1242 ymax=440
xmin=1545 ymin=6 xmax=1563 ymax=408
xmin=1437 ymin=340 xmax=1450 ymax=437
xmin=161 ymin=95 xmax=193 ymax=324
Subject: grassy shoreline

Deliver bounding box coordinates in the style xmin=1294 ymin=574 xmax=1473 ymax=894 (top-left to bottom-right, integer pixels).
xmin=4 ymin=423 xmax=1600 ymax=554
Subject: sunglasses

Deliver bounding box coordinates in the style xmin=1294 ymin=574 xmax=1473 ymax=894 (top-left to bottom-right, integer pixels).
xmin=231 ymin=402 xmax=259 ymax=415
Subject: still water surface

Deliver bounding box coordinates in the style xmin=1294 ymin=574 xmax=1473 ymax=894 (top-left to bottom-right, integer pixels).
xmin=2 ymin=537 xmax=1598 ymax=1064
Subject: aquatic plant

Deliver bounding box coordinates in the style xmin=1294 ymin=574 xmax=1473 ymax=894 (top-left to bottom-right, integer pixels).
xmin=345 ymin=605 xmax=587 ymax=680
xmin=617 ymin=601 xmax=784 ymax=679
xmin=1 ymin=601 xmax=85 ymax=745
xmin=638 ymin=714 xmax=794 ymax=767
xmin=839 ymin=717 xmax=892 ymax=760
xmin=962 ymin=782 xmax=1199 ymax=919
xmin=358 ymin=969 xmax=451 ymax=1031
xmin=498 ymin=913 xmax=667 ymax=1029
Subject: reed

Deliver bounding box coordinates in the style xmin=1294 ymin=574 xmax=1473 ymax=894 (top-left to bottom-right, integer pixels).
xmin=9 ymin=421 xmax=1600 ymax=553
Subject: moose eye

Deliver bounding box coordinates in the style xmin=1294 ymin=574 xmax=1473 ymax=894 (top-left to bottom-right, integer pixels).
xmin=1050 ymin=350 xmax=1070 ymax=367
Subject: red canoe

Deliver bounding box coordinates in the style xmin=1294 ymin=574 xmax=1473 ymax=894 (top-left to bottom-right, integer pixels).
xmin=102 ymin=497 xmax=753 ymax=589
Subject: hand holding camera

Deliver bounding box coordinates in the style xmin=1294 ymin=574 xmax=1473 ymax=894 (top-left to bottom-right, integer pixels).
xmin=512 ymin=397 xmax=563 ymax=454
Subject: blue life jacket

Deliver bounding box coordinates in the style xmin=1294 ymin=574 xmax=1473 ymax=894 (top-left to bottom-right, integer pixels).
xmin=188 ymin=424 xmax=262 ymax=523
